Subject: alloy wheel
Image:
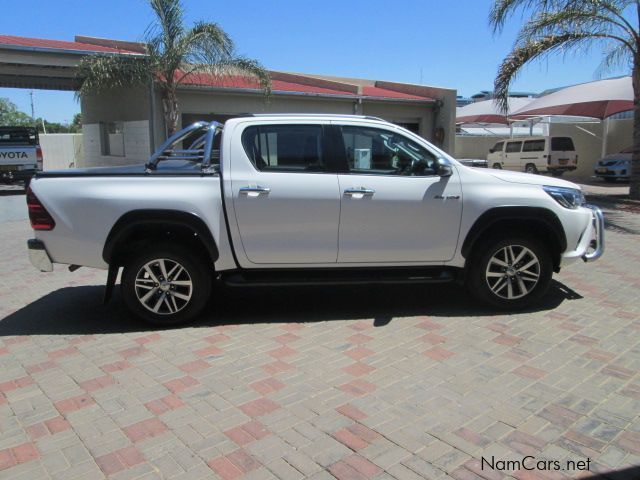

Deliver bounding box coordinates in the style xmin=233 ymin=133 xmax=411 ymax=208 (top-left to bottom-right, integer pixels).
xmin=485 ymin=245 xmax=540 ymax=300
xmin=134 ymin=258 xmax=193 ymax=314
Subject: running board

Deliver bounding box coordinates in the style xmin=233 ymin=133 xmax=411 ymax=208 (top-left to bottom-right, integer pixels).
xmin=222 ymin=267 xmax=457 ymax=287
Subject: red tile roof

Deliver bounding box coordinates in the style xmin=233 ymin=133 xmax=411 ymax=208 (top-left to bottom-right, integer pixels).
xmin=0 ymin=35 xmax=141 ymax=54
xmin=362 ymin=86 xmax=432 ymax=101
xmin=182 ymin=73 xmax=433 ymax=101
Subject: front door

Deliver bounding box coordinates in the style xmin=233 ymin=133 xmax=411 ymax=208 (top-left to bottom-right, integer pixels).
xmin=334 ymin=124 xmax=463 ymax=263
xmin=230 ymin=123 xmax=340 ymax=265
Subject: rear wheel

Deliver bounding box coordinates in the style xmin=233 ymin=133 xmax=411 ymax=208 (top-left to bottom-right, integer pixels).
xmin=467 ymin=235 xmax=552 ymax=309
xmin=525 ymin=163 xmax=538 ymax=174
xmin=121 ymin=244 xmax=212 ymax=325
xmin=492 ymin=163 xmax=502 ymax=170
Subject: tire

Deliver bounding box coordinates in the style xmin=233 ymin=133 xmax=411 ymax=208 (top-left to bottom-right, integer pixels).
xmin=121 ymin=244 xmax=212 ymax=325
xmin=467 ymin=235 xmax=553 ymax=309
xmin=492 ymin=163 xmax=502 ymax=170
xmin=604 ymin=177 xmax=617 ymax=183
xmin=551 ymin=170 xmax=564 ymax=177
xmin=525 ymin=163 xmax=538 ymax=174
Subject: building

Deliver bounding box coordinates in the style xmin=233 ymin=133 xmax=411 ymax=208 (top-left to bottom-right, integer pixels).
xmin=0 ymin=34 xmax=457 ymax=167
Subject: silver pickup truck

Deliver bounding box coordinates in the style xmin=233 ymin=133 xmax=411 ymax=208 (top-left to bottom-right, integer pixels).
xmin=26 ymin=115 xmax=604 ymax=325
xmin=0 ymin=126 xmax=42 ymax=187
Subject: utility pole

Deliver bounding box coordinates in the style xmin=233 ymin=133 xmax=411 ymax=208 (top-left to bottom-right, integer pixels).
xmin=29 ymin=91 xmax=35 ymax=124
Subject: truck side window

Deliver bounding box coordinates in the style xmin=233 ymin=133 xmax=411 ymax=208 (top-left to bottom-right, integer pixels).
xmin=339 ymin=126 xmax=436 ymax=176
xmin=241 ymin=125 xmax=325 ymax=172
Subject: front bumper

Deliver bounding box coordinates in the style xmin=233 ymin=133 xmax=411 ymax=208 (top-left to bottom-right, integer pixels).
xmin=27 ymin=239 xmax=53 ymax=272
xmin=581 ymin=205 xmax=604 ymax=262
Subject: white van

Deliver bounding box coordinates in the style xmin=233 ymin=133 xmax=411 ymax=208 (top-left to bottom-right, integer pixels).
xmin=487 ymin=136 xmax=578 ymax=176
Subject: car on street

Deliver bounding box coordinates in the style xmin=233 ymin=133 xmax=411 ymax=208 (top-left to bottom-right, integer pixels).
xmin=594 ymin=146 xmax=631 ymax=182
xmin=26 ymin=115 xmax=604 ymax=324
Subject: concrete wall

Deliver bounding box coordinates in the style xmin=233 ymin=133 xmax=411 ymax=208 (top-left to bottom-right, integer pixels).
xmin=39 ymin=134 xmax=83 ymax=170
xmin=605 ymin=118 xmax=632 ymax=155
xmin=82 ymin=120 xmax=150 ymax=167
xmin=455 ymin=136 xmax=506 ymax=160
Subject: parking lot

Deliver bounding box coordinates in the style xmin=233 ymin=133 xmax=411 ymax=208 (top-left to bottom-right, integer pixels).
xmin=1 ymin=185 xmax=639 ymax=480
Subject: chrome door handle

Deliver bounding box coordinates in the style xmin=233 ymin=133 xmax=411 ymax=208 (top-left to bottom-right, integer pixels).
xmin=344 ymin=187 xmax=375 ymax=197
xmin=239 ymin=186 xmax=271 ymax=195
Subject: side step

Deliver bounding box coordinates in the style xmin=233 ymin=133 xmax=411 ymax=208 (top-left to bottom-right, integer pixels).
xmin=222 ymin=267 xmax=457 ymax=287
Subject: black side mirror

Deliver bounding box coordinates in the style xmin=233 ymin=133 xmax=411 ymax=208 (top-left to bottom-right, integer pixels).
xmin=489 ymin=149 xmax=494 ymax=153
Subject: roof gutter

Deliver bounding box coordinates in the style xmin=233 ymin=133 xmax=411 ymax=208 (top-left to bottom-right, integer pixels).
xmin=179 ymin=84 xmax=435 ymax=104
xmin=0 ymin=43 xmax=145 ymax=57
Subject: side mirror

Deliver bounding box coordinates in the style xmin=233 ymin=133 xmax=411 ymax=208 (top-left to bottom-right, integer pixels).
xmin=489 ymin=148 xmax=494 ymax=153
xmin=437 ymin=159 xmax=453 ymax=177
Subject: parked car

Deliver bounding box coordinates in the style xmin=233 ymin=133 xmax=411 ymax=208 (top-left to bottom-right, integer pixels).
xmin=26 ymin=115 xmax=604 ymax=325
xmin=594 ymin=147 xmax=631 ymax=182
xmin=457 ymin=158 xmax=488 ymax=168
xmin=0 ymin=126 xmax=42 ymax=188
xmin=487 ymin=136 xmax=577 ymax=176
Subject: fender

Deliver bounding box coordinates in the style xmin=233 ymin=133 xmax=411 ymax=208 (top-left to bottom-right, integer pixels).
xmin=461 ymin=206 xmax=567 ymax=264
xmin=102 ymin=209 xmax=219 ymax=265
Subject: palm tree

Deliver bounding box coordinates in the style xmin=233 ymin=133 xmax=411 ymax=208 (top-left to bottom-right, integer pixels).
xmin=490 ymin=0 xmax=640 ymax=199
xmin=77 ymin=0 xmax=270 ymax=135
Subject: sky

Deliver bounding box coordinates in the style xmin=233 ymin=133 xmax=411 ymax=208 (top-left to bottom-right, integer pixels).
xmin=1 ymin=0 xmax=632 ymax=123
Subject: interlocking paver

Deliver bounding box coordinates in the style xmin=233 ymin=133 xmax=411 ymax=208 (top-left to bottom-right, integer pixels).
xmin=1 ymin=195 xmax=640 ymax=478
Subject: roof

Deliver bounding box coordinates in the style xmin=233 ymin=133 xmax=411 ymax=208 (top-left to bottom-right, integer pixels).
xmin=181 ymin=73 xmax=434 ymax=102
xmin=0 ymin=34 xmax=143 ymax=55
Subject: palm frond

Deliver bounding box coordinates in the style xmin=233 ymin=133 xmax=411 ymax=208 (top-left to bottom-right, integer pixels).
xmin=148 ymin=0 xmax=184 ymax=48
xmin=595 ymin=41 xmax=633 ymax=76
xmin=178 ymin=57 xmax=271 ymax=96
xmin=183 ymin=21 xmax=234 ymax=63
xmin=76 ymin=55 xmax=152 ymax=98
xmin=494 ymin=32 xmax=596 ymax=113
xmin=490 ymin=0 xmax=561 ymax=33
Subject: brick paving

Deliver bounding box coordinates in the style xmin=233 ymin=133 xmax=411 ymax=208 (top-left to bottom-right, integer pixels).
xmin=1 ymin=193 xmax=639 ymax=479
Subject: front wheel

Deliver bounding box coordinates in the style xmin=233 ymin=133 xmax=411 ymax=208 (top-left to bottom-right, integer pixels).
xmin=492 ymin=163 xmax=502 ymax=170
xmin=121 ymin=244 xmax=212 ymax=325
xmin=467 ymin=236 xmax=553 ymax=309
xmin=525 ymin=163 xmax=538 ymax=174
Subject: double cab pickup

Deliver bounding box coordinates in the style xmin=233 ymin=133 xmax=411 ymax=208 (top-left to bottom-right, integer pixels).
xmin=27 ymin=115 xmax=604 ymax=324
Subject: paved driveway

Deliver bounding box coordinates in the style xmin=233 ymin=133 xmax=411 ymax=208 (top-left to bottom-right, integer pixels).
xmin=0 ymin=191 xmax=639 ymax=480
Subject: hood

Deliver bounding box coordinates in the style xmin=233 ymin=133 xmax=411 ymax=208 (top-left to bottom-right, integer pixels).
xmin=482 ymin=168 xmax=580 ymax=189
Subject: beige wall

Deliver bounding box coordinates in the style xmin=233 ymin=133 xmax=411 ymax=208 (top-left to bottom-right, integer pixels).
xmin=40 ymin=134 xmax=83 ymax=170
xmin=605 ymin=118 xmax=632 ymax=155
xmin=455 ymin=136 xmax=506 ymax=160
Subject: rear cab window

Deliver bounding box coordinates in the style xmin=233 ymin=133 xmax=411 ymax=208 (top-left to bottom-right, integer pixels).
xmin=505 ymin=141 xmax=522 ymax=153
xmin=241 ymin=125 xmax=325 ymax=172
xmin=551 ymin=137 xmax=575 ymax=151
xmin=0 ymin=127 xmax=38 ymax=146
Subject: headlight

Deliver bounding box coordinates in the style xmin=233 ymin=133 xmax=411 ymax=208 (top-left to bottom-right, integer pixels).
xmin=543 ymin=186 xmax=585 ymax=209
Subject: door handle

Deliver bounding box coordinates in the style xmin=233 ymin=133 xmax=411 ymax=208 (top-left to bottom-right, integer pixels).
xmin=344 ymin=187 xmax=375 ymax=197
xmin=434 ymin=195 xmax=460 ymax=200
xmin=239 ymin=186 xmax=271 ymax=196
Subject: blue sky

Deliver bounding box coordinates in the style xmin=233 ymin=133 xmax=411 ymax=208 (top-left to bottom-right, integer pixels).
xmin=1 ymin=0 xmax=632 ymax=123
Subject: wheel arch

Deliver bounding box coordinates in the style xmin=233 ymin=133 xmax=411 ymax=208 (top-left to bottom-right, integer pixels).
xmin=461 ymin=207 xmax=567 ymax=272
xmin=102 ymin=210 xmax=219 ymax=267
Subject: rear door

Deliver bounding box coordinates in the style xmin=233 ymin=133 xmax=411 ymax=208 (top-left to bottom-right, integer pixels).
xmin=521 ymin=139 xmax=546 ymax=171
xmin=550 ymin=137 xmax=576 ymax=168
xmin=334 ymin=123 xmax=462 ymax=263
xmin=504 ymin=140 xmax=523 ymax=170
xmin=229 ymin=122 xmax=340 ymax=265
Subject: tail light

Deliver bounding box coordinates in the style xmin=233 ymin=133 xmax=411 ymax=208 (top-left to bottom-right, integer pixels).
xmin=26 ymin=187 xmax=55 ymax=231
xmin=36 ymin=146 xmax=43 ymax=171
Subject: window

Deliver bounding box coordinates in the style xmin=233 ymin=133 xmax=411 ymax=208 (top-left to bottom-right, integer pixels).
xmin=340 ymin=126 xmax=437 ymax=176
xmin=505 ymin=141 xmax=522 ymax=153
xmin=491 ymin=141 xmax=504 ymax=153
xmin=551 ymin=137 xmax=575 ymax=151
xmin=242 ymin=125 xmax=325 ymax=172
xmin=523 ymin=140 xmax=545 ymax=152
xmin=101 ymin=121 xmax=125 ymax=157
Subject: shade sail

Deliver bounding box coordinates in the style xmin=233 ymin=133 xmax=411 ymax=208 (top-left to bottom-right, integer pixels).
xmin=511 ymin=76 xmax=633 ymax=120
xmin=456 ymin=98 xmax=533 ymax=125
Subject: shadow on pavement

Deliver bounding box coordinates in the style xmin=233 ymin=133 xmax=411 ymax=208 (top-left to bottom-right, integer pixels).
xmin=587 ymin=465 xmax=640 ymax=480
xmin=0 ymin=279 xmax=582 ymax=336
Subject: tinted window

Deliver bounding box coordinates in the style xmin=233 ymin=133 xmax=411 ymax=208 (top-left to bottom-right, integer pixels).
xmin=505 ymin=141 xmax=522 ymax=153
xmin=340 ymin=126 xmax=437 ymax=176
xmin=492 ymin=142 xmax=504 ymax=152
xmin=242 ymin=125 xmax=324 ymax=172
xmin=551 ymin=137 xmax=575 ymax=151
xmin=523 ymin=140 xmax=545 ymax=152
xmin=0 ymin=128 xmax=38 ymax=146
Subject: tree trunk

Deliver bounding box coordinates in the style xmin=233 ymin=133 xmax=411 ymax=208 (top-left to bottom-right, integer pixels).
xmin=161 ymin=85 xmax=180 ymax=137
xmin=632 ymin=59 xmax=640 ymax=199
